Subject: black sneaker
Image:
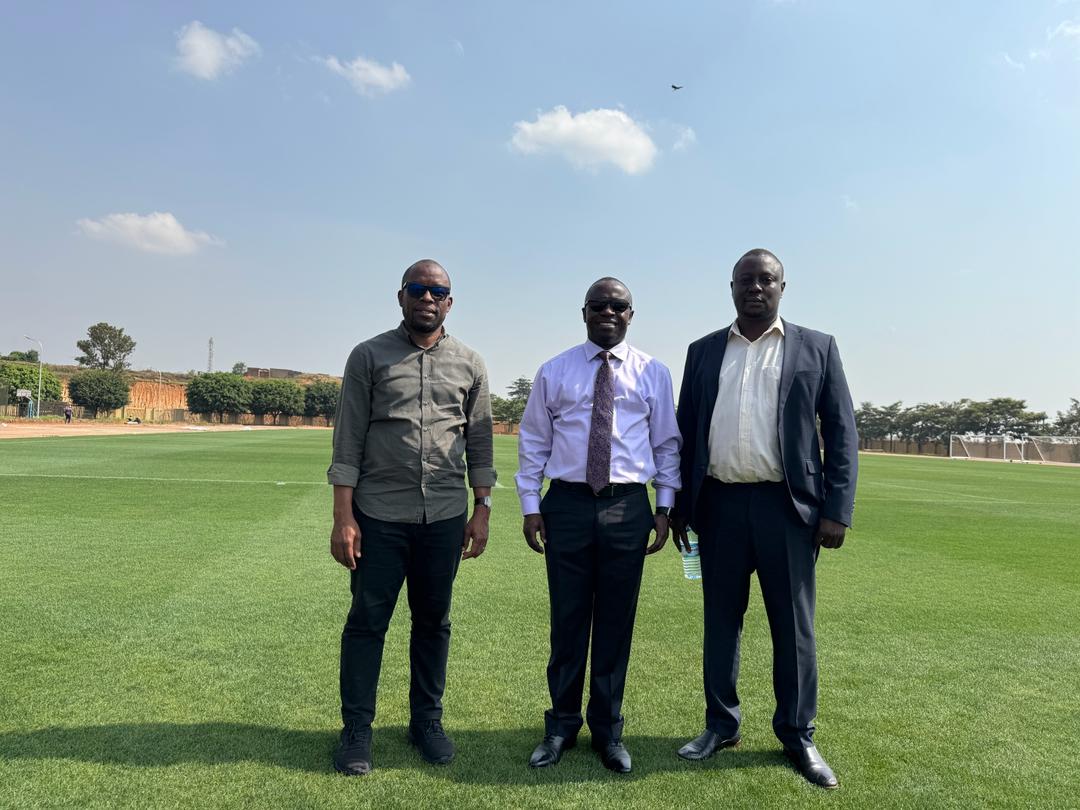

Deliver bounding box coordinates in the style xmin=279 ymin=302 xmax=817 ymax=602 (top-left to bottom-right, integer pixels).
xmin=407 ymin=719 xmax=455 ymax=765
xmin=333 ymin=724 xmax=373 ymax=776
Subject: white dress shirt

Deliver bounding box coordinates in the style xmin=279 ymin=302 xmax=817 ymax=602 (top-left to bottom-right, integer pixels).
xmin=708 ymin=319 xmax=785 ymax=483
xmin=516 ymin=340 xmax=682 ymax=515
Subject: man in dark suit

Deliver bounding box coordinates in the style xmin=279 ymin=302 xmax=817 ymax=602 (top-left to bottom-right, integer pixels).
xmin=671 ymin=249 xmax=858 ymax=789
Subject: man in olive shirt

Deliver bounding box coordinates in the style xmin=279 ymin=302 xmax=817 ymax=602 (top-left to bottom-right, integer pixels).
xmin=327 ymin=259 xmax=496 ymax=776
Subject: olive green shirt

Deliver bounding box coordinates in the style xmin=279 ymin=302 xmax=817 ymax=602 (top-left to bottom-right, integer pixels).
xmin=327 ymin=323 xmax=497 ymax=523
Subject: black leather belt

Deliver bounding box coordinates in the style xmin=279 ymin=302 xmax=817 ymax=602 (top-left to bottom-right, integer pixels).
xmin=551 ymin=479 xmax=646 ymax=498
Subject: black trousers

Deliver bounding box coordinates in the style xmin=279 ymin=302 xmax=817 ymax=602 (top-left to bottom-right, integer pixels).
xmin=540 ymin=480 xmax=653 ymax=743
xmin=697 ymin=478 xmax=819 ymax=749
xmin=339 ymin=509 xmax=465 ymax=727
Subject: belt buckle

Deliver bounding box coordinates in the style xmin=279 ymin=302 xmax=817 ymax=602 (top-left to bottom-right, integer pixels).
xmin=599 ymin=483 xmax=616 ymax=497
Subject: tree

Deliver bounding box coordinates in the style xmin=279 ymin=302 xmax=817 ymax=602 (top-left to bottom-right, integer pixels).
xmin=305 ymin=380 xmax=341 ymax=426
xmin=250 ymin=379 xmax=305 ymax=425
xmin=76 ymin=322 xmax=137 ymax=371
xmin=491 ymin=394 xmax=525 ymax=427
xmin=3 ymin=349 xmax=38 ymax=363
xmin=1055 ymin=398 xmax=1080 ymax=436
xmin=68 ymin=370 xmax=130 ymax=418
xmin=508 ymin=376 xmax=533 ymax=402
xmin=186 ymin=372 xmax=253 ymax=422
xmin=0 ymin=362 xmax=62 ymax=404
xmin=231 ymin=362 xmax=248 ymax=375
xmin=491 ymin=375 xmax=533 ymax=428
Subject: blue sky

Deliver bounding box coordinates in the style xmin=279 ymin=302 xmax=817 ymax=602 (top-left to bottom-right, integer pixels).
xmin=2 ymin=1 xmax=1078 ymax=415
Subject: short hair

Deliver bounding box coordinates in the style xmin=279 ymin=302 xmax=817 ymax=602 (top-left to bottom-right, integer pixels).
xmin=733 ymin=249 xmax=783 ymax=278
xmin=584 ymin=276 xmax=633 ymax=306
xmin=401 ymin=259 xmax=451 ymax=287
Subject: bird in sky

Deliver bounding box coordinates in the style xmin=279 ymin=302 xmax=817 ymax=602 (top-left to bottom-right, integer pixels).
xmin=671 ymin=84 xmax=684 ymax=91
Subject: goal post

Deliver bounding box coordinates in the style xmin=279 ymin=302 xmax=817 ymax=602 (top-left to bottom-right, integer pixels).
xmin=949 ymin=433 xmax=1080 ymax=465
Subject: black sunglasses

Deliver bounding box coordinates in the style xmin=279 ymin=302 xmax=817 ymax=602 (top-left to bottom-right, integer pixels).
xmin=585 ymin=300 xmax=631 ymax=314
xmin=402 ymin=282 xmax=451 ymax=301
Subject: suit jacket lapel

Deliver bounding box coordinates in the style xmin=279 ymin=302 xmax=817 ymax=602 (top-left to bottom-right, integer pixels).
xmin=702 ymin=328 xmax=729 ymax=420
xmin=778 ymin=319 xmax=801 ymax=421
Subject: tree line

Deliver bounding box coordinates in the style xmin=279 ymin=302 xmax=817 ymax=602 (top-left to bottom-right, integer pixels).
xmin=185 ymin=373 xmax=340 ymax=425
xmin=2 ymin=322 xmax=341 ymax=423
xmin=855 ymin=397 xmax=1080 ymax=451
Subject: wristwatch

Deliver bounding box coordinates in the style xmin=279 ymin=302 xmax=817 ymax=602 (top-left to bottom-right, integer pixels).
xmin=474 ymin=496 xmax=492 ymax=509
xmin=655 ymin=506 xmax=672 ymax=517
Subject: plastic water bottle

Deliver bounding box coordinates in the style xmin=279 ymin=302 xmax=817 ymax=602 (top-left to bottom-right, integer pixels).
xmin=681 ymin=531 xmax=702 ymax=581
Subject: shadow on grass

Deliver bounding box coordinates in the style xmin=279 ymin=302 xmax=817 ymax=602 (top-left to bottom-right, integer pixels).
xmin=0 ymin=723 xmax=789 ymax=784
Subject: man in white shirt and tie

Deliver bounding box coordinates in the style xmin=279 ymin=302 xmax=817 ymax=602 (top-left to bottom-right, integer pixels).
xmin=516 ymin=277 xmax=681 ymax=774
xmin=671 ymin=249 xmax=858 ymax=789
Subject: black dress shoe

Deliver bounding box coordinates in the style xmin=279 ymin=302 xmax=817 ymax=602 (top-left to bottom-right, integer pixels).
xmin=677 ymin=729 xmax=742 ymax=761
xmin=784 ymin=745 xmax=839 ymax=789
xmin=333 ymin=724 xmax=373 ymax=776
xmin=593 ymin=739 xmax=632 ymax=773
xmin=528 ymin=734 xmax=576 ymax=768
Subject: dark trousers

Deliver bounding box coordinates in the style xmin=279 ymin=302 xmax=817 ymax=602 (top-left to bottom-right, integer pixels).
xmin=697 ymin=478 xmax=819 ymax=749
xmin=540 ymin=480 xmax=653 ymax=743
xmin=339 ymin=510 xmax=465 ymax=727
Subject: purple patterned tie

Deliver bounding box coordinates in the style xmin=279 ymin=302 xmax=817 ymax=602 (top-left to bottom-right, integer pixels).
xmin=586 ymin=350 xmax=615 ymax=495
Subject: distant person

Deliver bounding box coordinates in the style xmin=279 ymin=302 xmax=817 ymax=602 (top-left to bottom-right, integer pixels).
xmin=327 ymin=259 xmax=496 ymax=776
xmin=671 ymin=249 xmax=858 ymax=789
xmin=64 ymin=405 xmax=72 ymax=424
xmin=516 ymin=277 xmax=681 ymax=774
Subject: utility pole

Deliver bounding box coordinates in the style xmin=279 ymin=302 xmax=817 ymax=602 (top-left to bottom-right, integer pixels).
xmin=23 ymin=335 xmax=43 ymax=418
xmin=207 ymin=337 xmax=214 ymax=373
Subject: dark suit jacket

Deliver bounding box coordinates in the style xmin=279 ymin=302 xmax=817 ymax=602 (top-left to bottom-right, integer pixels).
xmin=673 ymin=320 xmax=858 ymax=530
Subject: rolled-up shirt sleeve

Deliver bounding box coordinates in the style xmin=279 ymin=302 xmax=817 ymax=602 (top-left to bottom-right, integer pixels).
xmin=648 ymin=360 xmax=682 ymax=509
xmin=515 ymin=369 xmax=552 ymax=515
xmin=327 ymin=345 xmax=370 ymax=487
xmin=464 ymin=359 xmax=497 ymax=488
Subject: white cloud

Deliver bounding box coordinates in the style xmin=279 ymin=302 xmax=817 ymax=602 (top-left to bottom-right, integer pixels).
xmin=453 ymin=39 xmax=465 ymax=56
xmin=673 ymin=125 xmax=697 ymax=151
xmin=76 ymin=212 xmax=224 ymax=255
xmin=843 ymin=195 xmax=860 ymax=211
xmin=1048 ymin=19 xmax=1080 ymax=41
xmin=1001 ymin=52 xmax=1026 ymax=71
xmin=510 ymin=106 xmax=658 ymax=175
xmin=175 ymin=21 xmax=260 ymax=80
xmin=320 ymin=54 xmax=411 ymax=96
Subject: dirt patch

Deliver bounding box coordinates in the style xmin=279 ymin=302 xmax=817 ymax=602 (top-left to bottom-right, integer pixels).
xmin=0 ymin=421 xmax=329 ymax=440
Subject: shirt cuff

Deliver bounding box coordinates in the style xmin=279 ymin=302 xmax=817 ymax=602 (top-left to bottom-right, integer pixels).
xmin=467 ymin=466 xmax=498 ymax=488
xmin=327 ymin=463 xmax=360 ymax=487
xmin=520 ymin=494 xmax=541 ymax=515
xmin=654 ymin=485 xmax=675 ymax=509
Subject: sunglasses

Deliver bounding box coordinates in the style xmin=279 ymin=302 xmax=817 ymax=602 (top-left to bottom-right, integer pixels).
xmin=585 ymin=300 xmax=631 ymax=314
xmin=402 ymin=282 xmax=451 ymax=301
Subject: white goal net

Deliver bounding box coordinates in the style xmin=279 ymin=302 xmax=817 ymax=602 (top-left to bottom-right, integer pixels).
xmin=949 ymin=434 xmax=1080 ymax=465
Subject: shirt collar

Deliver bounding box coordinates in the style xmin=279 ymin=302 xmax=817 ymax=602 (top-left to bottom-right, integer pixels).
xmin=397 ymin=321 xmax=448 ymax=349
xmin=583 ymin=339 xmax=629 ymax=362
xmin=729 ymin=317 xmax=784 ymax=342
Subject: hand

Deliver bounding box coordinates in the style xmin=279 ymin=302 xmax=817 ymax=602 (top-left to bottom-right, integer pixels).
xmin=330 ymin=515 xmax=362 ymax=570
xmin=462 ymin=508 xmax=490 ymax=560
xmin=522 ymin=514 xmax=546 ymax=554
xmin=645 ymin=514 xmax=670 ymax=555
xmin=670 ymin=516 xmax=692 ymax=554
xmin=815 ymin=517 xmax=847 ymax=549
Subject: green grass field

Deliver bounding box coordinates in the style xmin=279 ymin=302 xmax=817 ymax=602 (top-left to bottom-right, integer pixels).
xmin=1 ymin=431 xmax=1078 ymax=808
